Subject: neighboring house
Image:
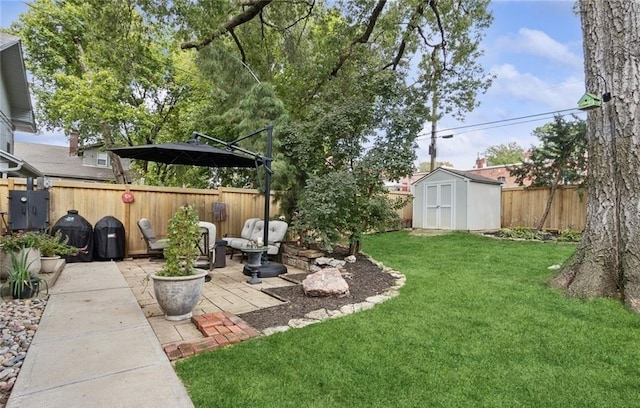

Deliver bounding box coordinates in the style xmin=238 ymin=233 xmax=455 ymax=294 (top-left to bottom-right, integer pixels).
xmin=467 ymin=157 xmax=530 ymax=188
xmin=15 ymin=134 xmax=132 ymax=183
xmin=0 ymin=33 xmax=41 ymax=178
xmin=412 ymin=167 xmax=502 ymax=231
xmin=385 ymin=171 xmax=429 ymax=192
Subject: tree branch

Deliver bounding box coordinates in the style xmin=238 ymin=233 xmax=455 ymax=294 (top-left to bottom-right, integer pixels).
xmin=229 ymin=29 xmax=247 ymax=64
xmin=261 ymin=0 xmax=316 ymax=31
xmin=180 ymin=0 xmax=273 ymax=50
xmin=382 ymin=3 xmax=426 ymax=71
xmin=329 ymin=0 xmax=387 ymax=77
xmin=428 ymin=0 xmax=447 ymax=70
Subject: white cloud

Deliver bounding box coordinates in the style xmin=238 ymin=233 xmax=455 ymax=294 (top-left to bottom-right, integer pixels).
xmin=415 ymin=131 xmax=492 ymax=170
xmin=498 ymin=28 xmax=583 ymax=70
xmin=489 ymin=64 xmax=584 ymax=110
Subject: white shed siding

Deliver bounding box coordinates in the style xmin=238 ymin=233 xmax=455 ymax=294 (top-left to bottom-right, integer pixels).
xmin=412 ymin=168 xmax=501 ymax=231
xmin=467 ymin=181 xmax=501 ymax=230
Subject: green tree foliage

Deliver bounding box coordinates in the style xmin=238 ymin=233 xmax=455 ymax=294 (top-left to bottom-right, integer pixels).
xmin=294 ymin=170 xmax=408 ymax=254
xmin=484 ymin=142 xmax=525 ymax=166
xmin=509 ymin=115 xmax=587 ymax=230
xmin=418 ymin=161 xmax=454 ymax=172
xmin=10 ymin=0 xmax=493 ymax=254
xmin=11 ymin=0 xmax=194 ymax=183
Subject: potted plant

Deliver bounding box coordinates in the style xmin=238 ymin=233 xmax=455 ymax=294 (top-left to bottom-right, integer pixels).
xmin=150 ymin=204 xmax=208 ymax=321
xmin=0 ymin=231 xmax=42 ymax=279
xmin=0 ymin=250 xmax=47 ymax=299
xmin=37 ymin=230 xmax=78 ymax=273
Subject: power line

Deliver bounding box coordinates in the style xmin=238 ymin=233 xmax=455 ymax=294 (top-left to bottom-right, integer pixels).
xmin=454 ymin=112 xmax=582 ymax=136
xmin=416 ymin=107 xmax=583 ymax=140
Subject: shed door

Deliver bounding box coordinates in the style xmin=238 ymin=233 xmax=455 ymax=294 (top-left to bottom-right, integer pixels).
xmin=425 ymin=183 xmax=453 ymax=229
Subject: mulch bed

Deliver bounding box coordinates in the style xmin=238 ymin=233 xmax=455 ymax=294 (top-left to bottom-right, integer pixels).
xmin=238 ymin=250 xmax=396 ymax=331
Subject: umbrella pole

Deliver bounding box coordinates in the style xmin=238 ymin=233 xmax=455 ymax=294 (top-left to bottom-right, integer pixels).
xmin=191 ymin=126 xmax=285 ymax=275
xmin=262 ymin=124 xmax=273 ymax=263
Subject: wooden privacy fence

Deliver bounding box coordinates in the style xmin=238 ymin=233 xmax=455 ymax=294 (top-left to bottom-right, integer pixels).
xmin=388 ymin=191 xmax=413 ymax=227
xmin=0 ymin=179 xmax=281 ymax=256
xmin=0 ymin=179 xmax=583 ymax=257
xmin=0 ymin=180 xmax=413 ymax=257
xmin=501 ymin=186 xmax=586 ymax=231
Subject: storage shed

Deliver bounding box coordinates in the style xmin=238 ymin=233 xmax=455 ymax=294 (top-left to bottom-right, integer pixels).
xmin=412 ymin=167 xmax=502 ymax=231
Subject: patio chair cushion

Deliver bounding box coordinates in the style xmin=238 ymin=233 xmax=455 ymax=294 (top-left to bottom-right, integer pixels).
xmin=223 ymin=218 xmax=261 ymax=248
xmin=231 ymin=219 xmax=288 ymax=256
xmin=197 ymin=221 xmax=217 ymax=270
xmin=198 ymin=221 xmax=217 ymax=251
xmin=137 ymin=218 xmax=169 ymax=253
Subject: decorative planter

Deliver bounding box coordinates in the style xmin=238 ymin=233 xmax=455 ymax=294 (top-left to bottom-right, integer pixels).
xmin=40 ymin=256 xmax=61 ymax=273
xmin=10 ymin=277 xmax=40 ymax=299
xmin=150 ymin=269 xmax=208 ymax=321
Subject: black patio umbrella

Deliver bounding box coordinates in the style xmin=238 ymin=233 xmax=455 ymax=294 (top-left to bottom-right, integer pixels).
xmin=109 ymin=139 xmax=261 ymax=168
xmin=110 ymin=126 xmax=287 ymax=278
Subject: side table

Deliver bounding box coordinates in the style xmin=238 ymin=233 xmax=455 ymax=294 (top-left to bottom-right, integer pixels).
xmin=241 ymin=246 xmax=267 ymax=284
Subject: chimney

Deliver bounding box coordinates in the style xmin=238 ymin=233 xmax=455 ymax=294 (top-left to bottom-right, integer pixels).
xmin=69 ymin=130 xmax=79 ymax=155
xmin=475 ymin=157 xmax=486 ymax=169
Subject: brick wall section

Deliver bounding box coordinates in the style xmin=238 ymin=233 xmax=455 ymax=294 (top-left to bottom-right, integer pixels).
xmin=467 ymin=166 xmax=524 ymax=188
xmin=162 ymin=311 xmax=260 ymax=361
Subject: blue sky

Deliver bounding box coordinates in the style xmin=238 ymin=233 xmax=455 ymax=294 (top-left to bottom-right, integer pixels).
xmin=427 ymin=0 xmax=585 ymax=169
xmin=1 ymin=0 xmax=585 ymax=169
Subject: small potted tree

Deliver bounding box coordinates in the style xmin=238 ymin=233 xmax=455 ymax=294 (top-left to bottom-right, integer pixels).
xmin=150 ymin=204 xmax=207 ymax=321
xmin=37 ymin=230 xmax=78 ymax=273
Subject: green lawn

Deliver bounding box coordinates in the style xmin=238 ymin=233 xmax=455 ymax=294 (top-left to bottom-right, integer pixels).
xmin=176 ymin=231 xmax=640 ymax=407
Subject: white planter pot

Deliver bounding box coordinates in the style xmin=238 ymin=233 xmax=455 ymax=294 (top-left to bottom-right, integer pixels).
xmin=150 ymin=269 xmax=208 ymax=321
xmin=40 ymin=255 xmax=62 ymax=273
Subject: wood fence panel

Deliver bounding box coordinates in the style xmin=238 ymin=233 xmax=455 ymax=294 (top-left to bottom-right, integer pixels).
xmin=0 ymin=179 xmax=585 ymax=257
xmin=501 ymin=186 xmax=586 ymax=231
xmin=0 ymin=180 xmax=280 ymax=256
xmin=388 ymin=191 xmax=413 ymax=227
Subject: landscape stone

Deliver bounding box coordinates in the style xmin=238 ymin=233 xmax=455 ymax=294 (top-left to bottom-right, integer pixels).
xmin=302 ymin=267 xmax=350 ymax=297
xmin=315 ymin=257 xmax=346 ymax=268
xmin=288 ymin=318 xmax=319 ymax=328
xmin=262 ymin=326 xmax=290 ymax=336
xmin=305 ymin=309 xmax=330 ymax=321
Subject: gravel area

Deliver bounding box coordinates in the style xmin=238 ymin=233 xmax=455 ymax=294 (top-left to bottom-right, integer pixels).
xmin=0 ymin=297 xmax=47 ymax=408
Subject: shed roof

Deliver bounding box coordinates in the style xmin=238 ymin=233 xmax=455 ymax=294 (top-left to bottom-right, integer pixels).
xmin=413 ymin=167 xmax=502 ymax=185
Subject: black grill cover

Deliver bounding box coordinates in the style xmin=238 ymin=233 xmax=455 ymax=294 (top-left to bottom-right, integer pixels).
xmin=94 ymin=216 xmax=125 ymax=261
xmin=52 ymin=210 xmax=94 ymax=263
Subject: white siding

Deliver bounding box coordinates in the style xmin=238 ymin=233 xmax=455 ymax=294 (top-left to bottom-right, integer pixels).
xmin=467 ymin=181 xmax=501 ymax=230
xmin=412 ymin=168 xmax=501 ymax=231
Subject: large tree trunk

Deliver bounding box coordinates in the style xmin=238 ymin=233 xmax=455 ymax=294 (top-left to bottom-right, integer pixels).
xmin=552 ymin=1 xmax=640 ymax=311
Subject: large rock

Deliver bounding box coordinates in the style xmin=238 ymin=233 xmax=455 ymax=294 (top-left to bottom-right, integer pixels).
xmin=302 ymin=267 xmax=349 ymax=297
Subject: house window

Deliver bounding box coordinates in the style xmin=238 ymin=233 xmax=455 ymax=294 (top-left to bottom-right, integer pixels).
xmin=97 ymin=151 xmax=109 ymax=167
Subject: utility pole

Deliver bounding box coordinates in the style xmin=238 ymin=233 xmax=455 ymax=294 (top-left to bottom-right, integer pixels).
xmin=429 ymin=115 xmax=438 ymax=172
xmin=428 ymin=100 xmax=455 ymax=171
